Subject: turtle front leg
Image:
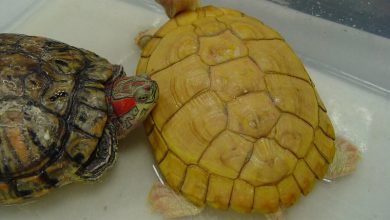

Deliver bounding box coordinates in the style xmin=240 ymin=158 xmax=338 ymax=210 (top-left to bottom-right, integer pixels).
xmin=324 ymin=137 xmax=361 ymax=180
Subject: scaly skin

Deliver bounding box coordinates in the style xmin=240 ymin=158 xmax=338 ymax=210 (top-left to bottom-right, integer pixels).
xmin=109 ymin=74 xmax=159 ymax=139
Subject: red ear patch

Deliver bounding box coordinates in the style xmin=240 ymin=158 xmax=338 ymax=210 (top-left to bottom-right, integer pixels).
xmin=111 ymin=98 xmax=137 ymax=117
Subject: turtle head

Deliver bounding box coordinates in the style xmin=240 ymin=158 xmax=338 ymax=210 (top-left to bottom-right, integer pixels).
xmin=109 ymin=74 xmax=158 ymax=138
xmin=156 ymin=0 xmax=200 ymax=18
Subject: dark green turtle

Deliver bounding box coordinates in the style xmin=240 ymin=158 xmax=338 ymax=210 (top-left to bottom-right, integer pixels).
xmin=0 ymin=33 xmax=158 ymax=204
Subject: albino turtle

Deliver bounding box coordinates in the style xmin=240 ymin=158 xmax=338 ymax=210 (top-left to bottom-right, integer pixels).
xmin=0 ymin=33 xmax=158 ymax=204
xmin=135 ymin=1 xmax=360 ymax=219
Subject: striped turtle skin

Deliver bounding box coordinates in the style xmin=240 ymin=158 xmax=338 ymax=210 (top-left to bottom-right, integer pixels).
xmin=0 ymin=33 xmax=118 ymax=204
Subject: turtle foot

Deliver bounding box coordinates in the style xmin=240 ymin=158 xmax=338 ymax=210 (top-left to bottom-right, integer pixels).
xmin=265 ymin=209 xmax=285 ymax=220
xmin=325 ymin=137 xmax=361 ymax=180
xmin=149 ymin=181 xmax=203 ymax=218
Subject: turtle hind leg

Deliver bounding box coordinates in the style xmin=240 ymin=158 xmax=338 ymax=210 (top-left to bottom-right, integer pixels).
xmin=76 ymin=124 xmax=118 ymax=181
xmin=265 ymin=209 xmax=285 ymax=220
xmin=149 ymin=181 xmax=203 ymax=218
xmin=324 ymin=137 xmax=361 ymax=180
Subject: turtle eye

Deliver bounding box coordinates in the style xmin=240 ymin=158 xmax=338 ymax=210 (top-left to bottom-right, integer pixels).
xmin=137 ymin=94 xmax=148 ymax=102
xmin=135 ymin=87 xmax=150 ymax=103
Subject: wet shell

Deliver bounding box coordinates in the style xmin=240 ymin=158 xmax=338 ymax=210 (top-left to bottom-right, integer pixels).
xmin=137 ymin=6 xmax=335 ymax=214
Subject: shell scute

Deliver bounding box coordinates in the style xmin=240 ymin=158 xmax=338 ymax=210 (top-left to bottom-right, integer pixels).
xmin=162 ymin=92 xmax=227 ymax=164
xmin=65 ymin=131 xmax=99 ymax=164
xmin=199 ymin=30 xmax=248 ymax=65
xmin=206 ymin=174 xmax=233 ymax=210
xmin=150 ymin=54 xmax=209 ymax=130
xmin=193 ymin=17 xmax=227 ymax=36
xmin=72 ymin=103 xmax=108 ymax=138
xmin=199 ymin=131 xmax=253 ymax=179
xmin=247 ymin=40 xmax=310 ymax=81
xmin=240 ymin=139 xmax=297 ymax=186
xmin=159 ymin=152 xmax=187 ymax=191
xmin=227 ymin=92 xmax=281 ymax=138
xmin=272 ymin=113 xmax=314 ymax=158
xmin=76 ymin=87 xmax=107 ymax=111
xmin=230 ymin=179 xmax=254 ymax=213
xmin=41 ymin=81 xmax=75 ymax=116
xmin=0 ymin=99 xmax=60 ymax=177
xmin=147 ymin=25 xmax=198 ymax=73
xmin=253 ymin=185 xmax=280 ymax=213
xmin=15 ymin=175 xmax=50 ymax=199
xmin=181 ymin=165 xmax=208 ymax=206
xmin=210 ymin=57 xmax=266 ymax=102
xmin=218 ymin=15 xmax=282 ymax=40
xmin=42 ymin=47 xmax=85 ymax=75
xmin=293 ymin=160 xmax=316 ymax=195
xmin=265 ymin=74 xmax=319 ymax=127
xmin=80 ymin=50 xmax=113 ymax=82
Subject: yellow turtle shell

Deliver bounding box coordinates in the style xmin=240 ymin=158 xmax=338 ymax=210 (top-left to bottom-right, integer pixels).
xmin=137 ymin=6 xmax=336 ymax=214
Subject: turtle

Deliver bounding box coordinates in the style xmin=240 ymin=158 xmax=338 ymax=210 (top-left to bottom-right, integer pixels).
xmin=0 ymin=33 xmax=158 ymax=204
xmin=135 ymin=0 xmax=361 ymax=219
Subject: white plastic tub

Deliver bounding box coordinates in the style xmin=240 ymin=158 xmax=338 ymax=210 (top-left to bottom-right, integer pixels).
xmin=1 ymin=0 xmax=389 ymax=219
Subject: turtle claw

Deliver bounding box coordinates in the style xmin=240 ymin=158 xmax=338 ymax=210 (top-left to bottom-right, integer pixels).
xmin=324 ymin=137 xmax=361 ymax=180
xmin=265 ymin=209 xmax=285 ymax=220
xmin=149 ymin=181 xmax=203 ymax=218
